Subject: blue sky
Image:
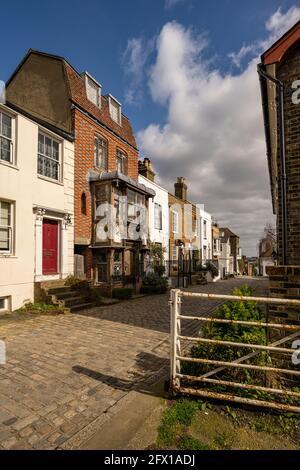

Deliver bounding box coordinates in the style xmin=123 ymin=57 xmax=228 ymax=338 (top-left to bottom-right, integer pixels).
xmin=1 ymin=0 xmax=297 ymax=130
xmin=2 ymin=0 xmax=300 ymax=254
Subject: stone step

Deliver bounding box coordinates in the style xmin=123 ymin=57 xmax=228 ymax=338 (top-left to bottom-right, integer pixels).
xmin=54 ymin=291 xmax=79 ymax=300
xmin=69 ymin=302 xmax=94 ymax=313
xmin=60 ymin=296 xmax=87 ymax=308
xmin=47 ymin=286 xmax=73 ymax=295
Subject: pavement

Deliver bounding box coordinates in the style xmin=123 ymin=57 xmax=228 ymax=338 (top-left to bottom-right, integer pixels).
xmin=0 ymin=278 xmax=269 ymax=449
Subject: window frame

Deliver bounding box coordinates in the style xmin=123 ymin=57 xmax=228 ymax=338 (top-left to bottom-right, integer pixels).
xmin=116 ymin=149 xmax=127 ymax=175
xmin=0 ymin=200 xmax=14 ymax=255
xmin=0 ymin=109 xmax=15 ymax=166
xmin=85 ymin=73 xmax=101 ymax=108
xmin=94 ymin=134 xmax=108 ymax=170
xmin=108 ymin=95 xmax=122 ymax=125
xmin=154 ymin=203 xmax=162 ymax=230
xmin=172 ymin=210 xmax=179 ymax=234
xmin=37 ymin=131 xmax=62 ymax=182
xmin=203 ymin=220 xmax=207 ymax=239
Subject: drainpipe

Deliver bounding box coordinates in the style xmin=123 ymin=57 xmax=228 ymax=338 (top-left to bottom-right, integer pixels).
xmin=257 ymin=64 xmax=288 ymax=265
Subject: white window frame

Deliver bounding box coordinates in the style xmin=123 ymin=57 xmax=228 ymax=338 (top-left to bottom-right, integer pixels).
xmin=94 ymin=134 xmax=107 ymax=170
xmin=172 ymin=244 xmax=178 ymax=261
xmin=154 ymin=203 xmax=162 ymax=230
xmin=203 ymin=220 xmax=207 ymax=239
xmin=108 ymin=94 xmax=122 ymax=125
xmin=0 ymin=109 xmax=15 ymax=166
xmin=0 ymin=200 xmax=14 ymax=255
xmin=84 ymin=72 xmax=101 ymax=108
xmin=172 ymin=210 xmax=179 ymax=234
xmin=37 ymin=131 xmax=62 ymax=182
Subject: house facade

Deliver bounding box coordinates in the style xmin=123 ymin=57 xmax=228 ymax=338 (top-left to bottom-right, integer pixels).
xmin=6 ymin=50 xmax=154 ymax=295
xmin=168 ymin=178 xmax=199 ymax=279
xmin=258 ymin=236 xmax=276 ymax=276
xmin=219 ymin=229 xmax=234 ymax=278
xmin=219 ymin=227 xmax=241 ymax=274
xmin=138 ymin=159 xmax=169 ymax=270
xmin=259 ymin=20 xmax=300 ymax=326
xmin=199 ymin=207 xmax=212 ymax=263
xmin=0 ymin=103 xmax=74 ymax=311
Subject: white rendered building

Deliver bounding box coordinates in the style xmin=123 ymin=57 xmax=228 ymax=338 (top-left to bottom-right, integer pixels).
xmin=0 ymin=103 xmax=74 ymax=311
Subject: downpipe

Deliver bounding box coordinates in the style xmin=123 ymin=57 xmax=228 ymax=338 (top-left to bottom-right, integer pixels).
xmin=257 ymin=64 xmax=288 ymax=265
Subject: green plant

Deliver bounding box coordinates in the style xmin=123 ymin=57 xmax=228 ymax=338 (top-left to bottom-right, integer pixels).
xmin=182 ymin=285 xmax=268 ymax=388
xmin=178 ymin=435 xmax=211 ymax=450
xmin=157 ymin=399 xmax=199 ymax=448
xmin=15 ymin=302 xmax=65 ymax=314
xmin=205 ymin=261 xmax=219 ymax=279
xmin=112 ymin=287 xmax=133 ymax=300
xmin=65 ymin=275 xmax=90 ymax=290
xmin=141 ymin=272 xmax=168 ymax=295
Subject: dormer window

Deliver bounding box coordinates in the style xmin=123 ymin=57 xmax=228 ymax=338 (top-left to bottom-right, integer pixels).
xmin=84 ymin=72 xmax=101 ymax=107
xmin=108 ymin=95 xmax=121 ymax=125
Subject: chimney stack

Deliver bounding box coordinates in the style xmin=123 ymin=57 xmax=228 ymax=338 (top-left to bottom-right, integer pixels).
xmin=175 ymin=177 xmax=187 ymax=201
xmin=138 ymin=158 xmax=155 ymax=182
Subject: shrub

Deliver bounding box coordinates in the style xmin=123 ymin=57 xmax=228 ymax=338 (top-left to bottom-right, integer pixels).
xmin=65 ymin=275 xmax=90 ymax=290
xmin=141 ymin=273 xmax=168 ymax=295
xmin=112 ymin=287 xmax=133 ymax=300
xmin=15 ymin=302 xmax=65 ymax=314
xmin=182 ymin=285 xmax=268 ymax=385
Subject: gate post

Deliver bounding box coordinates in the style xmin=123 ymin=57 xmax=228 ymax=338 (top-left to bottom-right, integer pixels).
xmin=170 ymin=289 xmax=181 ymax=392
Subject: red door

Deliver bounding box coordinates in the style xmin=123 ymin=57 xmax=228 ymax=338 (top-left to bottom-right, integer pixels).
xmin=42 ymin=219 xmax=59 ymax=275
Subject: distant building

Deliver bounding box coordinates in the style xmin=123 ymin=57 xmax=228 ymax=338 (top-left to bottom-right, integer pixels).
xmin=219 ymin=227 xmax=241 ymax=275
xmin=258 ymin=236 xmax=276 ymax=276
xmin=138 ymin=158 xmax=169 ymax=271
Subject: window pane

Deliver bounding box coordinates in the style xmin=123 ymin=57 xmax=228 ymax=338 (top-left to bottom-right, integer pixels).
xmin=52 ymin=141 xmax=59 ymax=161
xmin=45 ymin=137 xmax=52 ymax=157
xmin=38 ymin=134 xmax=44 ymax=154
xmin=0 ymin=201 xmax=10 ymax=226
xmin=0 ymin=228 xmax=9 ymax=250
xmin=1 ymin=113 xmax=11 ymax=138
xmin=0 ymin=137 xmax=11 ymax=162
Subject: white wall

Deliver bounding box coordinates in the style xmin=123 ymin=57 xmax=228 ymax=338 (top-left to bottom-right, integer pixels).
xmin=0 ymin=104 xmax=74 ymax=311
xmin=199 ymin=208 xmax=212 ymax=261
xmin=138 ymin=175 xmax=169 ymax=262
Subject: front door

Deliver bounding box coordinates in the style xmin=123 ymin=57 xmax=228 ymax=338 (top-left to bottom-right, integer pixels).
xmin=42 ymin=219 xmax=59 ymax=275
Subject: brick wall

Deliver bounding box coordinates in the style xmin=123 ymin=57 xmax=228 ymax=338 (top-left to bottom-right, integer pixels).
xmin=74 ymin=108 xmax=139 ymax=245
xmin=276 ymin=44 xmax=300 ymax=265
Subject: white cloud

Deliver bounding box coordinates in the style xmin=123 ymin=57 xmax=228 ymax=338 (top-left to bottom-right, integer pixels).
xmin=165 ymin=0 xmax=188 ymax=9
xmin=229 ymin=6 xmax=300 ymax=68
xmin=122 ymin=37 xmax=154 ymax=105
xmin=137 ymin=8 xmax=300 ymax=255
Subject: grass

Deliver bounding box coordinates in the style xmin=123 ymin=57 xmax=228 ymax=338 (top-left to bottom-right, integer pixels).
xmin=157 ymin=399 xmax=211 ymax=450
xmin=155 ymin=398 xmax=300 ymax=450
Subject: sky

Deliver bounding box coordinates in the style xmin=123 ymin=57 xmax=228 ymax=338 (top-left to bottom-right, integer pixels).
xmin=1 ymin=0 xmax=300 ymax=255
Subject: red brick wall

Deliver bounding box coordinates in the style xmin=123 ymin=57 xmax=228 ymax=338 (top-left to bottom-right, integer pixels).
xmin=74 ymin=108 xmax=139 ymax=244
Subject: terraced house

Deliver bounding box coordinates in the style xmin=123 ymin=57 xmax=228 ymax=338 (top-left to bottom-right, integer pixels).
xmin=6 ymin=50 xmax=154 ymax=297
xmin=0 ymin=101 xmax=74 ymax=311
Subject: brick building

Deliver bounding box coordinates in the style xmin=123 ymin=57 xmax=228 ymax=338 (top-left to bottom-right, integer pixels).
xmin=6 ymin=50 xmax=154 ymax=294
xmin=259 ymin=20 xmax=300 ymax=324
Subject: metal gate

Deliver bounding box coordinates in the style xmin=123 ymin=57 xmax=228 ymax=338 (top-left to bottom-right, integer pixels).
xmin=170 ymin=289 xmax=300 ymax=413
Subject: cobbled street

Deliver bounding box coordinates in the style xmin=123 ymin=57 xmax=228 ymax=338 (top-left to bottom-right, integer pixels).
xmin=0 ymin=278 xmax=268 ymax=449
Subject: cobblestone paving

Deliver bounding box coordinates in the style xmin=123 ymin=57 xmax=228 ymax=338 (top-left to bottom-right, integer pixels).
xmin=0 ymin=278 xmax=268 ymax=449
